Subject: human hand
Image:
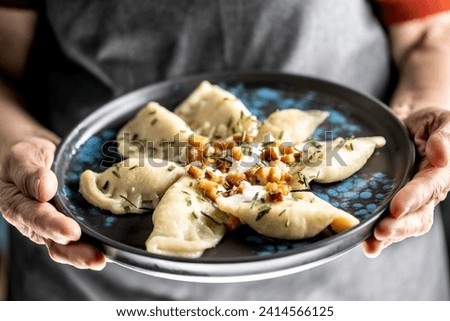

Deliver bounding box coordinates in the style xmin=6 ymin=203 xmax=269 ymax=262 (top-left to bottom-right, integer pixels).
xmin=362 ymin=107 xmax=450 ymax=257
xmin=0 ymin=137 xmax=106 ymax=270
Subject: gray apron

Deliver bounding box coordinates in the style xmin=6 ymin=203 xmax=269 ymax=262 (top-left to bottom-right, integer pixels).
xmin=8 ymin=0 xmax=450 ymax=300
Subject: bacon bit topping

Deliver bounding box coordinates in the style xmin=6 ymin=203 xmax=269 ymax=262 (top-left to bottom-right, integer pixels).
xmin=254 ymin=166 xmax=282 ymax=185
xmin=265 ymin=182 xmax=291 ymax=203
xmin=198 ymin=179 xmax=219 ymax=201
xmin=280 ymin=153 xmax=295 ymax=165
xmin=231 ymin=147 xmax=243 ymax=161
xmin=205 ymin=169 xmax=221 ymax=183
xmin=294 ymin=151 xmax=303 ymax=160
xmin=225 ymin=172 xmax=246 ymax=187
xmin=215 ymin=159 xmax=232 ymax=173
xmin=279 ymin=144 xmax=295 ymax=155
xmin=260 ymin=146 xmax=279 ymax=162
xmin=281 ymin=172 xmax=293 ymax=183
xmin=221 ymin=184 xmax=244 ymax=198
xmin=232 ymin=132 xmax=254 ymax=143
xmin=188 ymin=134 xmax=209 ymax=148
xmin=187 ymin=165 xmax=204 ymax=179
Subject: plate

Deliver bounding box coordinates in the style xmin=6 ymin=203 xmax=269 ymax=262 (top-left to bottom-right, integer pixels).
xmin=53 ymin=72 xmax=415 ymax=282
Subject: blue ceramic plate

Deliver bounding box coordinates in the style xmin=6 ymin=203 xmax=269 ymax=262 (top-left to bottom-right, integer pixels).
xmin=53 ymin=72 xmax=415 ymax=282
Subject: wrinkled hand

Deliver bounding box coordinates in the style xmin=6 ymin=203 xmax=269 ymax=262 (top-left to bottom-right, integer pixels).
xmin=0 ymin=137 xmax=106 ymax=270
xmin=363 ymin=107 xmax=450 ymax=257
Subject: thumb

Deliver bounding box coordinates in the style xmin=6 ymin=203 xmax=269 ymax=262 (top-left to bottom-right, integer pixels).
xmin=426 ymin=128 xmax=450 ymax=168
xmin=4 ymin=138 xmax=58 ymax=202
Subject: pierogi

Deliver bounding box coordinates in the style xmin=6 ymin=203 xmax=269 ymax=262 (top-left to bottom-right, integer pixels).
xmin=117 ymin=102 xmax=192 ymax=161
xmin=289 ymin=136 xmax=386 ymax=190
xmin=174 ymin=81 xmax=258 ymax=139
xmin=146 ymin=176 xmax=228 ymax=258
xmin=79 ymin=158 xmax=184 ymax=214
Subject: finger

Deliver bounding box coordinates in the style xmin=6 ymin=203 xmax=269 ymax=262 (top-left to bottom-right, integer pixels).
xmin=45 ymin=239 xmax=107 ymax=271
xmin=403 ymin=108 xmax=450 ymax=167
xmin=426 ymin=128 xmax=450 ymax=168
xmin=361 ymin=236 xmax=389 ymax=258
xmin=3 ymin=138 xmax=57 ymax=201
xmin=390 ymin=165 xmax=450 ymax=217
xmin=0 ymin=181 xmax=81 ymax=244
xmin=375 ymin=203 xmax=434 ymax=241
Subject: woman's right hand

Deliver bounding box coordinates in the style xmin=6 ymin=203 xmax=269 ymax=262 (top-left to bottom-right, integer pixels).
xmin=0 ymin=137 xmax=106 ymax=270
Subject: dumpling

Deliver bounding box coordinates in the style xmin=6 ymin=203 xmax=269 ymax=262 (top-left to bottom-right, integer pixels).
xmin=79 ymin=158 xmax=184 ymax=214
xmin=215 ymin=182 xmax=359 ymax=240
xmin=290 ymin=136 xmax=386 ymax=190
xmin=146 ymin=176 xmax=229 ymax=258
xmin=255 ymin=109 xmax=329 ymax=144
xmin=174 ymin=81 xmax=258 ymax=139
xmin=116 ymin=102 xmax=193 ymax=161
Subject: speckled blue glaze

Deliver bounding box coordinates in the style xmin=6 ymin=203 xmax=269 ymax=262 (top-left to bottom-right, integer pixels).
xmin=59 ymin=82 xmax=394 ymax=257
xmin=221 ymin=84 xmax=363 ymax=140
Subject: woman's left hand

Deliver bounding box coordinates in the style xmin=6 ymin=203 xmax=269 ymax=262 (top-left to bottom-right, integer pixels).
xmin=362 ymin=107 xmax=450 ymax=256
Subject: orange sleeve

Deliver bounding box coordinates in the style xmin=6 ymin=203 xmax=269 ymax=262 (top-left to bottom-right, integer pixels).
xmin=378 ymin=0 xmax=450 ymax=24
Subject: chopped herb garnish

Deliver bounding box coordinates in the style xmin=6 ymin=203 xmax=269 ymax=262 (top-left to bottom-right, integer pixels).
xmin=112 ymin=170 xmax=121 ymax=179
xmin=186 ymin=197 xmax=192 ymax=207
xmin=278 ymin=209 xmax=287 ymax=216
xmin=181 ymin=190 xmax=190 ymax=195
xmin=102 ymin=181 xmax=109 ymax=190
xmin=240 ymin=111 xmax=244 ymax=119
xmin=196 ymin=191 xmax=206 ymax=202
xmin=256 ymin=204 xmax=272 ymax=221
xmin=167 ymin=165 xmax=176 ymax=171
xmin=191 ymin=211 xmax=198 ymax=219
xmin=123 ymin=205 xmax=131 ymax=213
xmin=129 ymin=165 xmax=138 ymax=171
xmin=150 ymin=118 xmax=158 ymax=126
xmin=149 ymin=109 xmax=157 ymax=115
xmin=119 ymin=195 xmax=138 ymax=208
xmin=309 ymin=140 xmax=322 ymax=149
xmin=278 ymin=130 xmax=285 ymax=140
xmin=201 ymin=211 xmax=220 ymax=225
xmin=241 ymin=131 xmax=247 ymax=143
xmin=345 ymin=142 xmax=354 ymax=151
xmin=285 ymin=218 xmax=291 ymax=227
xmin=250 ymin=192 xmax=259 ymax=209
xmin=297 ymin=171 xmax=310 ymax=189
xmin=189 ymin=181 xmax=193 ymax=187
xmin=233 ymin=122 xmax=242 ymax=134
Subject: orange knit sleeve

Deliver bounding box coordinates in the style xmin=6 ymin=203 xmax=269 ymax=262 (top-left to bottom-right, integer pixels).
xmin=378 ymin=0 xmax=450 ymax=24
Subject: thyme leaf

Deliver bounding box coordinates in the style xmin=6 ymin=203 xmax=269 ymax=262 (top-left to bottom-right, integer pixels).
xmin=256 ymin=204 xmax=272 ymax=221
xmin=119 ymin=195 xmax=138 ymax=208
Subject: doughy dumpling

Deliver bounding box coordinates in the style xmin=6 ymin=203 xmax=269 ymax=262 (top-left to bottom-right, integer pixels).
xmin=146 ymin=176 xmax=228 ymax=258
xmin=174 ymin=81 xmax=258 ymax=139
xmin=117 ymin=102 xmax=192 ymax=161
xmin=255 ymin=109 xmax=329 ymax=144
xmin=216 ymin=183 xmax=359 ymax=240
xmin=79 ymin=158 xmax=184 ymax=214
xmin=290 ymin=136 xmax=386 ymax=190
